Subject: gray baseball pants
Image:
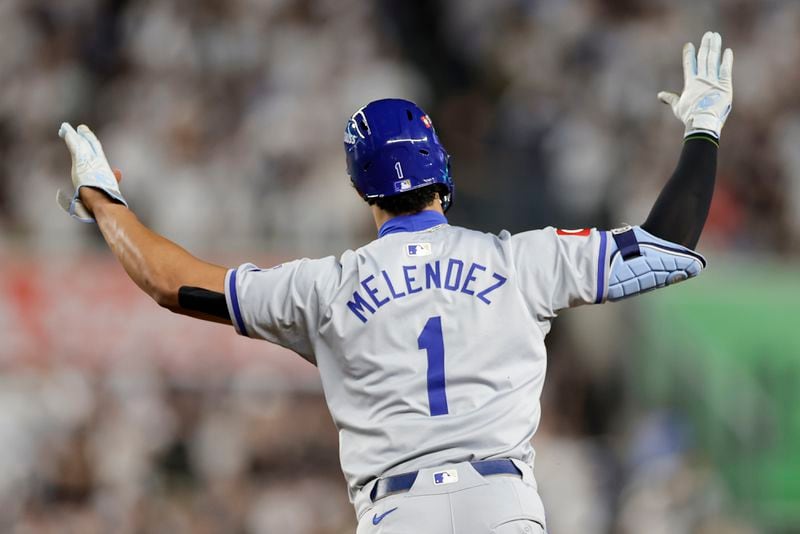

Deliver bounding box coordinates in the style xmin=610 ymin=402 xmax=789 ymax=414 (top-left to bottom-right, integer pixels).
xmin=356 ymin=460 xmax=546 ymax=534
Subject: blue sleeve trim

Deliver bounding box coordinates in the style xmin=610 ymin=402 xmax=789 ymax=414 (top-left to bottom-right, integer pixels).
xmin=228 ymin=268 xmax=249 ymax=337
xmin=594 ymin=230 xmax=608 ymax=304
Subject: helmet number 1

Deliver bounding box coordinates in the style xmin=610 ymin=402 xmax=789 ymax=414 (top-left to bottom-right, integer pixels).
xmin=395 ymin=161 xmax=404 ymax=179
xmin=417 ymin=316 xmax=448 ymax=416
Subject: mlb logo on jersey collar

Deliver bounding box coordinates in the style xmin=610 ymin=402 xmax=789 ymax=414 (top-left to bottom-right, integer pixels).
xmin=433 ymin=469 xmax=459 ymax=485
xmin=406 ymin=243 xmax=432 ymax=257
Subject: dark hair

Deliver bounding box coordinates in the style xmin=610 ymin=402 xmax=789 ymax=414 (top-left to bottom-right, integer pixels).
xmin=367 ymin=184 xmax=447 ymax=216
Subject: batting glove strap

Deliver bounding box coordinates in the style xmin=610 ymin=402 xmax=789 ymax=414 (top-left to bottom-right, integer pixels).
xmin=56 ymin=186 xmax=128 ymax=224
xmin=607 ymin=226 xmax=706 ymax=302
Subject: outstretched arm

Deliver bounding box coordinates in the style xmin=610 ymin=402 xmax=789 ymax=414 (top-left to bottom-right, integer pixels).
xmin=641 ymin=133 xmax=717 ymax=249
xmin=507 ymin=32 xmax=733 ymax=310
xmin=58 ymin=123 xmax=231 ymax=323
xmin=603 ymin=31 xmax=733 ymax=302
xmin=643 ymin=31 xmax=733 ymax=249
xmin=82 ymin=187 xmax=229 ymax=320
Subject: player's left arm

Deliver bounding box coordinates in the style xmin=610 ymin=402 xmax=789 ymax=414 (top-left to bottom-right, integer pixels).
xmin=603 ymin=31 xmax=733 ymax=302
xmin=57 ymin=123 xmax=231 ymax=324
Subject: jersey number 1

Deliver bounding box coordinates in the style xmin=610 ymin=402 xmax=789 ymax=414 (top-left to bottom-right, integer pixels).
xmin=417 ymin=316 xmax=448 ymax=416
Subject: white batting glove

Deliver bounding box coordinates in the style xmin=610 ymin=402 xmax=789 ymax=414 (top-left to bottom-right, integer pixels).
xmin=658 ymin=31 xmax=733 ymax=139
xmin=57 ymin=122 xmax=127 ymax=223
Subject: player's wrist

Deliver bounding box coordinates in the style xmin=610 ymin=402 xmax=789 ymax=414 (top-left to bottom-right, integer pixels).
xmin=79 ymin=186 xmax=123 ymax=215
xmin=685 ymin=114 xmax=722 ymax=138
xmin=684 ymin=130 xmax=720 ymax=147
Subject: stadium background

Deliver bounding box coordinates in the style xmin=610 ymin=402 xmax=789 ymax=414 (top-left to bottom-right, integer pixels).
xmin=0 ymin=0 xmax=798 ymax=532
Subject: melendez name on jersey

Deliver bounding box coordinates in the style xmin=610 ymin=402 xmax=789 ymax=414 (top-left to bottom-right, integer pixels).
xmin=345 ymin=245 xmax=508 ymax=324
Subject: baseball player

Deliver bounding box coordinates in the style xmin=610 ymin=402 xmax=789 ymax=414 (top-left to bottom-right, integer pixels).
xmin=57 ymin=31 xmax=732 ymax=533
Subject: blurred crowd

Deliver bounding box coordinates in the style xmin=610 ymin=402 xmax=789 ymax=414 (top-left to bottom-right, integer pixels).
xmin=0 ymin=352 xmax=761 ymax=534
xmin=0 ymin=0 xmax=798 ymax=532
xmin=1 ymin=0 xmax=799 ymax=254
xmin=0 ymin=362 xmax=354 ymax=533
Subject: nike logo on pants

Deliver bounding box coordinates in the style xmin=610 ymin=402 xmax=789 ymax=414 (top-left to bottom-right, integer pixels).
xmin=372 ymin=507 xmax=398 ymax=525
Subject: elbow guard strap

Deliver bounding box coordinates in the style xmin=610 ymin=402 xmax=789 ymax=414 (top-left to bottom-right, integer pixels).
xmin=607 ymin=226 xmax=706 ymax=302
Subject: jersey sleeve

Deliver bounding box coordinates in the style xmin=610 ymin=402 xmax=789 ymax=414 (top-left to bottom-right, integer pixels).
xmin=224 ymin=257 xmax=340 ymax=363
xmin=510 ymin=227 xmax=611 ymax=320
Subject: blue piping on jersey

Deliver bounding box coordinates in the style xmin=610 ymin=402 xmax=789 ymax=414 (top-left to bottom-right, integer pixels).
xmin=594 ymin=231 xmax=608 ymax=304
xmin=378 ymin=210 xmax=448 ymax=238
xmin=228 ymin=268 xmax=249 ymax=336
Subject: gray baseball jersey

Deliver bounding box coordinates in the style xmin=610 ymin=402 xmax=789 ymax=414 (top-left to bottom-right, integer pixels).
xmin=224 ymin=212 xmax=610 ymax=517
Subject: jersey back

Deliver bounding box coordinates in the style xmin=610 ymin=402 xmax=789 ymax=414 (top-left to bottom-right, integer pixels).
xmin=225 ymin=221 xmax=608 ymax=504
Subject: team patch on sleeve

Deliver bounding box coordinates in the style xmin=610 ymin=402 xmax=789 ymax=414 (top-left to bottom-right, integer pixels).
xmin=556 ymin=228 xmax=591 ymax=236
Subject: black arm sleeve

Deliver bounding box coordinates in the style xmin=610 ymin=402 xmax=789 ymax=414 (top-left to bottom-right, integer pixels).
xmin=178 ymin=286 xmax=231 ymax=320
xmin=641 ymin=133 xmax=718 ymax=249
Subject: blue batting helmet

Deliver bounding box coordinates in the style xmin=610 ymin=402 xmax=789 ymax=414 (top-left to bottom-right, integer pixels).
xmin=344 ymin=99 xmax=453 ymax=212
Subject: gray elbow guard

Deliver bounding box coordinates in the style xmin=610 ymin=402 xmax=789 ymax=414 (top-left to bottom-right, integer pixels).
xmin=607 ymin=226 xmax=706 ymax=301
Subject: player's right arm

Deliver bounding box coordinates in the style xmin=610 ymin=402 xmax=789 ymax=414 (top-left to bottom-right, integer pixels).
xmin=644 ymin=30 xmax=732 ymax=249
xmin=602 ymin=31 xmax=732 ymax=301
xmin=512 ymin=31 xmax=732 ymax=317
